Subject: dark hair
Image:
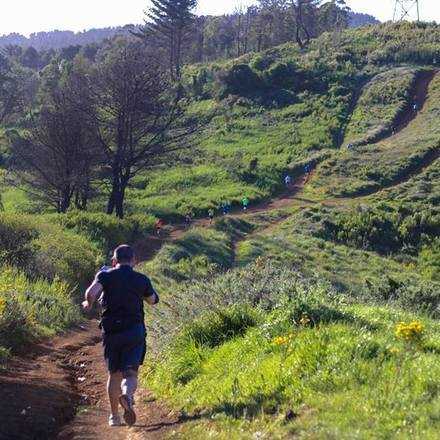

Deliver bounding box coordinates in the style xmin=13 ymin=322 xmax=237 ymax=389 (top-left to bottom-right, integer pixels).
xmin=113 ymin=245 xmax=135 ymax=263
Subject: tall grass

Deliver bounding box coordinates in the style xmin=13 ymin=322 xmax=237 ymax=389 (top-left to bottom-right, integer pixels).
xmin=144 ymin=261 xmax=440 ymax=439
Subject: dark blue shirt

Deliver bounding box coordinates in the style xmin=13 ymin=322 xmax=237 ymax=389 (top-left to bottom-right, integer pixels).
xmin=97 ymin=266 xmax=157 ymax=330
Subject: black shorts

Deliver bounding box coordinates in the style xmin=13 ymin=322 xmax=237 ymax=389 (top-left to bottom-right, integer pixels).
xmin=102 ymin=323 xmax=146 ymax=373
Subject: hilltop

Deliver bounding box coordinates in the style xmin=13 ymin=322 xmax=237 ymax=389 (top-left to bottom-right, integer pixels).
xmin=0 ymin=10 xmax=378 ymax=51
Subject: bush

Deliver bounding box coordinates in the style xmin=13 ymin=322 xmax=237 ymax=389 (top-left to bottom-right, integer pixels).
xmin=362 ymin=275 xmax=440 ymax=316
xmin=319 ymin=204 xmax=440 ymax=254
xmin=215 ymin=64 xmax=264 ymax=100
xmin=32 ymin=226 xmax=99 ymax=288
xmin=54 ymin=211 xmax=156 ymax=254
xmin=0 ymin=213 xmax=100 ymax=288
xmin=263 ymin=62 xmax=299 ymax=90
xmin=0 ymin=267 xmax=80 ymax=357
xmin=0 ymin=213 xmax=39 ymax=268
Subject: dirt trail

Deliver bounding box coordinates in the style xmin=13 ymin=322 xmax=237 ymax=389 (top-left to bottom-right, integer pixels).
xmin=134 ymin=173 xmax=312 ymax=263
xmin=0 ymin=320 xmax=181 ymax=440
xmin=390 ymin=70 xmax=436 ymax=136
xmin=0 ymin=173 xmax=311 ymax=440
xmin=1 ymin=71 xmax=439 ymax=440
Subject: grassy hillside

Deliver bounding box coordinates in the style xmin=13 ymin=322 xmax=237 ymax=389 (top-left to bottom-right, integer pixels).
xmin=1 ymin=21 xmax=440 ymax=438
xmin=132 ymin=22 xmax=440 ymax=439
xmin=144 ymin=262 xmax=440 ymax=439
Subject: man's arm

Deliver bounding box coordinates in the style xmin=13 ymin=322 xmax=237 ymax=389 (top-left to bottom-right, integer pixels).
xmin=144 ymin=278 xmax=159 ymax=306
xmin=82 ymin=280 xmax=103 ymax=311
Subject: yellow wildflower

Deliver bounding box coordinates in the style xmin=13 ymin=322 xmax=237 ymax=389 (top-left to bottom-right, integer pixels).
xmin=273 ymin=336 xmax=288 ymax=346
xmin=272 ymin=333 xmax=294 ymax=346
xmin=0 ymin=296 xmax=5 ymax=316
xmin=395 ymin=320 xmax=424 ymax=342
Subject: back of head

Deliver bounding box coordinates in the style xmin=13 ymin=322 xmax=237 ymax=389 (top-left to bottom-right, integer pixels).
xmin=113 ymin=244 xmax=135 ymax=265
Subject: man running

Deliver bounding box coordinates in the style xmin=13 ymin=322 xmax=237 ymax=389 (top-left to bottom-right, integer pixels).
xmin=284 ymin=175 xmax=292 ymax=187
xmin=242 ymin=196 xmax=249 ymax=211
xmin=82 ymin=245 xmax=159 ymax=427
xmin=184 ymin=211 xmax=193 ymax=227
xmin=155 ymin=219 xmax=165 ymax=236
xmin=208 ymin=208 xmax=215 ymax=224
xmin=221 ymin=201 xmax=228 ymax=216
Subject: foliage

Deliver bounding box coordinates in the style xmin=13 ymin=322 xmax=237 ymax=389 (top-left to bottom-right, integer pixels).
xmin=53 ymin=211 xmax=156 ymax=254
xmin=0 ymin=267 xmax=79 ymax=361
xmin=145 ymin=262 xmax=440 ymax=438
xmin=0 ymin=213 xmax=100 ymax=288
xmin=318 ymin=203 xmax=440 ymax=254
xmin=344 ymin=67 xmax=417 ymax=146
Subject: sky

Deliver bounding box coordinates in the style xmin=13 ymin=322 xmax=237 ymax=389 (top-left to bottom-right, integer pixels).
xmin=0 ymin=0 xmax=439 ymax=37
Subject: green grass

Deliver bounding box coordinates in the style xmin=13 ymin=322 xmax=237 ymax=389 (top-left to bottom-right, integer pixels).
xmin=144 ymin=262 xmax=440 ymax=439
xmin=309 ymin=71 xmax=440 ymax=198
xmin=0 ymin=266 xmax=80 ymax=362
xmin=344 ymin=67 xmax=417 ymax=147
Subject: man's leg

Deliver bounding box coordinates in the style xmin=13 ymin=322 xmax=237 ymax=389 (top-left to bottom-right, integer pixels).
xmin=107 ymin=371 xmax=123 ymax=417
xmin=119 ymin=368 xmax=138 ymax=426
xmin=121 ymin=367 xmax=138 ymax=399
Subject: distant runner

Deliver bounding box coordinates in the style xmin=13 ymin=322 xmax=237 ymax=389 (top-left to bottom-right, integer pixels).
xmin=155 ymin=219 xmax=165 ymax=236
xmin=284 ymin=175 xmax=292 ymax=187
xmin=413 ymin=103 xmax=418 ymax=112
xmin=242 ymin=196 xmax=249 ymax=211
xmin=82 ymin=245 xmax=159 ymax=428
xmin=208 ymin=208 xmax=215 ymax=224
xmin=184 ymin=211 xmax=193 ymax=228
xmin=221 ymin=201 xmax=228 ymax=216
xmin=225 ymin=200 xmax=232 ymax=215
xmin=304 ymin=164 xmax=312 ymax=183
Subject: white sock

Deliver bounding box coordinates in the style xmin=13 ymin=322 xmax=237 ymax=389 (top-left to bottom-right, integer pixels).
xmin=121 ymin=376 xmax=137 ymax=401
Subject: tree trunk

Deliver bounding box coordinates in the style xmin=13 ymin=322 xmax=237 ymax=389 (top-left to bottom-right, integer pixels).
xmin=176 ymin=29 xmax=182 ymax=79
xmin=115 ymin=178 xmax=129 ymax=219
xmin=107 ymin=170 xmax=129 ymax=219
xmin=107 ymin=177 xmax=119 ymax=215
xmin=59 ymin=188 xmax=72 ymax=213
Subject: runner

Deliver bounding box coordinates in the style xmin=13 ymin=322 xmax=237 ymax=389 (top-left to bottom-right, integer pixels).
xmin=413 ymin=102 xmax=418 ymax=112
xmin=208 ymin=208 xmax=215 ymax=224
xmin=285 ymin=175 xmax=292 ymax=187
xmin=242 ymin=196 xmax=249 ymax=211
xmin=221 ymin=201 xmax=228 ymax=216
xmin=304 ymin=164 xmax=312 ymax=183
xmin=226 ymin=200 xmax=232 ymax=215
xmin=82 ymin=245 xmax=159 ymax=427
xmin=155 ymin=219 xmax=165 ymax=236
xmin=184 ymin=211 xmax=193 ymax=228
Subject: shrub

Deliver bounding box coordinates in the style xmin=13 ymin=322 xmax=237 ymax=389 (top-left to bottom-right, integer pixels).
xmin=0 ymin=267 xmax=80 ymax=357
xmin=318 ymin=204 xmax=440 ymax=254
xmin=0 ymin=213 xmax=100 ymax=288
xmin=215 ymin=64 xmax=264 ymax=99
xmin=263 ymin=62 xmax=299 ymax=90
xmin=32 ymin=227 xmax=99 ymax=288
xmin=0 ymin=213 xmax=38 ymax=268
xmin=54 ymin=211 xmax=156 ymax=254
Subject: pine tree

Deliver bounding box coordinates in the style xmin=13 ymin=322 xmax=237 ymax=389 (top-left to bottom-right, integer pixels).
xmin=140 ymin=0 xmax=197 ymax=79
